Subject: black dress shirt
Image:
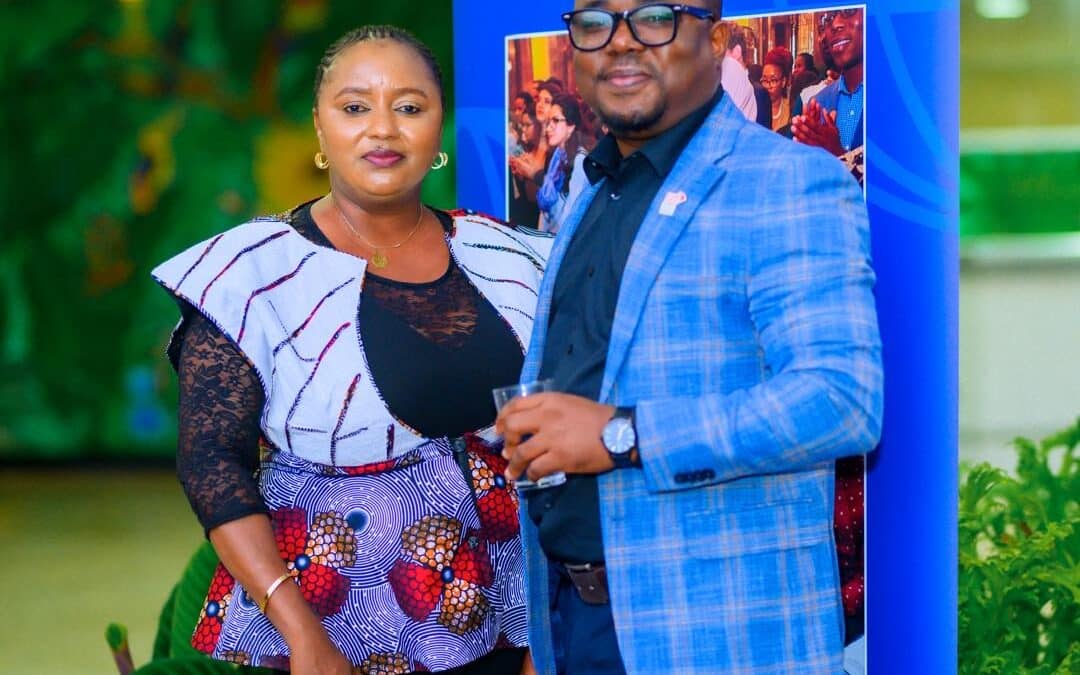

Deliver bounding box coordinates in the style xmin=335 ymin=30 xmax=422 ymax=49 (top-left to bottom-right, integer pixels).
xmin=529 ymin=88 xmax=722 ymax=563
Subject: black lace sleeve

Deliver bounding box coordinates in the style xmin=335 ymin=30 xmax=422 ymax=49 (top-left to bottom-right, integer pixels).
xmin=176 ymin=309 xmax=268 ymax=533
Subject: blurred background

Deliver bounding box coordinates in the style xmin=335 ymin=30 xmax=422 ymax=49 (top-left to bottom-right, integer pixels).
xmin=0 ymin=0 xmax=1076 ymax=673
xmin=959 ymin=0 xmax=1080 ymax=468
xmin=0 ymin=1 xmax=454 ymax=672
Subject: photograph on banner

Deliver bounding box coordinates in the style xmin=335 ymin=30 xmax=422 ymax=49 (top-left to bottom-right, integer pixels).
xmin=504 ymin=5 xmax=865 ymax=230
xmin=504 ymin=4 xmax=869 ymax=669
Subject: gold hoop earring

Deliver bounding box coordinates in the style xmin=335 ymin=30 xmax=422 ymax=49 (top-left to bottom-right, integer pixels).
xmin=431 ymin=151 xmax=448 ymax=171
xmin=314 ymin=152 xmax=329 ymax=170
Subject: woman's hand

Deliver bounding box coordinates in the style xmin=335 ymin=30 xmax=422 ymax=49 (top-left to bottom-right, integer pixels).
xmin=511 ymin=153 xmax=543 ymax=180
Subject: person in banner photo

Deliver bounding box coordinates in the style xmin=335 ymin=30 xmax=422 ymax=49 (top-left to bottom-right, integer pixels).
xmin=536 ymin=93 xmax=593 ymax=233
xmin=719 ymin=25 xmax=757 ymax=122
xmin=792 ymin=7 xmax=865 ymax=184
xmin=497 ymin=0 xmax=883 ymax=673
xmin=153 ymin=25 xmax=552 ymax=675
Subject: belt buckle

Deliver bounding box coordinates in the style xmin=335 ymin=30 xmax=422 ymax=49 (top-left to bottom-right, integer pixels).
xmin=562 ymin=562 xmax=609 ymax=605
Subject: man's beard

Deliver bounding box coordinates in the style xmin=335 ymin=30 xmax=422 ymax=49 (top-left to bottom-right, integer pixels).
xmin=595 ymin=100 xmax=666 ymax=135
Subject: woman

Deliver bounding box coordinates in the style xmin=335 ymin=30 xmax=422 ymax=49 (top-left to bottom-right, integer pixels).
xmin=761 ymin=62 xmax=790 ymax=133
xmin=508 ymin=108 xmax=544 ymax=229
xmin=507 ymin=81 xmax=561 ymax=214
xmin=762 ymin=47 xmax=794 ymax=135
xmin=153 ymin=26 xmax=549 ymax=675
xmin=535 ymin=94 xmax=589 ymax=233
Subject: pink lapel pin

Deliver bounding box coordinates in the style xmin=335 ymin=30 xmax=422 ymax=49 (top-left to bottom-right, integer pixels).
xmin=658 ymin=190 xmax=688 ymax=216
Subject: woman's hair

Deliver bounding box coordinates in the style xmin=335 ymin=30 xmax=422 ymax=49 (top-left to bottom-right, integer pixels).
xmin=763 ymin=47 xmax=793 ymax=96
xmin=537 ymin=80 xmax=563 ymax=102
xmin=789 ymin=68 xmax=821 ymax=110
xmin=313 ymin=25 xmax=445 ymax=109
xmin=795 ymin=52 xmax=817 ymax=76
xmin=551 ymin=93 xmax=587 ymax=196
xmin=514 ymin=91 xmax=536 ymax=117
xmin=763 ymin=46 xmax=794 ymax=79
xmin=517 ymin=109 xmax=541 ymax=150
xmin=511 ymin=90 xmax=533 ymax=110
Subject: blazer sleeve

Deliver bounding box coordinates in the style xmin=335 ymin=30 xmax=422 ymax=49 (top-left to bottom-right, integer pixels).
xmin=634 ymin=148 xmax=883 ymax=492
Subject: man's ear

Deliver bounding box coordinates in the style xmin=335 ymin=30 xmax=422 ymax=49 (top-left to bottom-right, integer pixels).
xmin=710 ymin=22 xmax=726 ymax=61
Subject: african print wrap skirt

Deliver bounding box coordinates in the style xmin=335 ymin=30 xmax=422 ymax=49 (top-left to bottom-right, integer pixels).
xmin=190 ymin=435 xmax=528 ymax=672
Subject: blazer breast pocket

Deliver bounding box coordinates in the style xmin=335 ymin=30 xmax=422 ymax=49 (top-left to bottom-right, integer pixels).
xmin=680 ymin=499 xmax=829 ymax=559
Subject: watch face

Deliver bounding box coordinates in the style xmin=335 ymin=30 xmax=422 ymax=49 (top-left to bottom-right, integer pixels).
xmin=603 ymin=417 xmax=635 ymax=455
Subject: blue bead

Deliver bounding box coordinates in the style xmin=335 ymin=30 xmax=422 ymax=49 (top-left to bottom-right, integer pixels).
xmin=206 ymin=601 xmax=220 ymax=617
xmin=494 ymin=475 xmax=506 ymax=489
xmin=346 ymin=509 xmax=369 ymax=532
xmin=441 ymin=567 xmax=455 ymax=583
xmin=295 ymin=554 xmax=311 ymax=571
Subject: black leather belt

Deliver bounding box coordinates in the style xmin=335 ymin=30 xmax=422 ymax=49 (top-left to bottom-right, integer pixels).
xmin=559 ymin=561 xmax=609 ymax=605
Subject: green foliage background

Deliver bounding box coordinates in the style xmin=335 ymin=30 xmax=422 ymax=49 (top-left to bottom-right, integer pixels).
xmin=959 ymin=420 xmax=1080 ymax=673
xmin=0 ymin=0 xmax=455 ymax=459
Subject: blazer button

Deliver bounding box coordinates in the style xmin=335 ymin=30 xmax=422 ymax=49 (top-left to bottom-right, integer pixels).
xmin=702 ymin=468 xmax=716 ymax=480
xmin=674 ymin=472 xmax=688 ymax=484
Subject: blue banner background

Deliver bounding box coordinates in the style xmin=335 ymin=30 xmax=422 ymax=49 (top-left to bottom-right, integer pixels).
xmin=453 ymin=1 xmax=959 ymax=672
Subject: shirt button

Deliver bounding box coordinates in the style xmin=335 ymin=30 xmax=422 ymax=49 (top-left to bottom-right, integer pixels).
xmin=849 ymin=110 xmax=855 ymax=115
xmin=567 ymin=344 xmax=574 ymax=355
xmin=610 ymin=192 xmax=621 ymax=201
xmin=587 ymin=266 xmax=595 ymax=277
xmin=544 ymin=502 xmax=553 ymax=510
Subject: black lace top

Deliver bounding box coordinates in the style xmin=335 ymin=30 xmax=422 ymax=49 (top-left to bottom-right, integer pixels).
xmin=174 ymin=203 xmax=525 ymax=532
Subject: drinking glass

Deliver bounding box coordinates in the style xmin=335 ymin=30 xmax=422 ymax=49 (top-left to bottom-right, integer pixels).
xmin=492 ymin=379 xmax=567 ymax=490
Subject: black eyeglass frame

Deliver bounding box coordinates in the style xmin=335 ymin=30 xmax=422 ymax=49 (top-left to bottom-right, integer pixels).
xmin=819 ymin=7 xmax=860 ymax=29
xmin=561 ymin=3 xmax=716 ymax=52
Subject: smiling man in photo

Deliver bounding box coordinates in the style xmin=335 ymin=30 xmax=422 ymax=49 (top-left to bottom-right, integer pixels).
xmin=792 ymin=7 xmax=865 ymax=157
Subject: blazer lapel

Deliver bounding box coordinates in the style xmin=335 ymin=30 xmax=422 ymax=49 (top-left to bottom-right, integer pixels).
xmin=521 ymin=180 xmax=603 ymax=383
xmin=598 ymin=95 xmax=745 ymax=402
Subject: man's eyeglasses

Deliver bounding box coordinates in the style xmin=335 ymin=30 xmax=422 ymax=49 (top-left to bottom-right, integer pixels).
xmin=819 ymin=8 xmax=860 ymax=30
xmin=561 ymin=3 xmax=715 ymax=52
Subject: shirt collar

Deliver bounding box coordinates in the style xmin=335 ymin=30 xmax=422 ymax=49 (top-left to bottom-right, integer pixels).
xmin=838 ymin=73 xmax=864 ymax=96
xmin=583 ymin=86 xmax=722 ymax=184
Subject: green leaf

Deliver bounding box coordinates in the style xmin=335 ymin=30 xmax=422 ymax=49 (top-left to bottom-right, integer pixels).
xmin=131 ymin=656 xmax=239 ymax=675
xmin=166 ymin=541 xmax=222 ymax=660
xmin=152 ymin=584 xmax=178 ymax=660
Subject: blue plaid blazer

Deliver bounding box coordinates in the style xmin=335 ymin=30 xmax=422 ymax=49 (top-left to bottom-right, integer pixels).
xmin=519 ymin=94 xmax=883 ymax=674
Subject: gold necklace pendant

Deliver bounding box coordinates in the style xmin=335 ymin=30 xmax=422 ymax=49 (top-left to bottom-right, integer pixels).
xmin=330 ymin=192 xmax=425 ymax=270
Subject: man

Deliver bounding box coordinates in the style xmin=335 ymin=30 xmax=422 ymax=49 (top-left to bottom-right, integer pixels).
xmin=497 ymin=0 xmax=882 ymax=673
xmin=792 ymin=8 xmax=865 ymax=156
xmin=719 ymin=26 xmax=757 ymax=122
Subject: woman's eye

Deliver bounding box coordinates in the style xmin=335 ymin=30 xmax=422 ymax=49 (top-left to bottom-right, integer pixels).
xmin=397 ymin=104 xmax=421 ymax=114
xmin=343 ymin=103 xmax=368 ymax=114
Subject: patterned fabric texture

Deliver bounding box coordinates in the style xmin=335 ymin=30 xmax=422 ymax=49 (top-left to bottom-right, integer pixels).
xmin=151 ymin=211 xmax=552 ymax=467
xmin=519 ymin=93 xmax=883 ymax=673
xmin=191 ymin=438 xmax=527 ymax=671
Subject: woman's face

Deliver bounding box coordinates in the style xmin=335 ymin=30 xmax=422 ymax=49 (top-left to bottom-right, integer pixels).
xmin=761 ymin=64 xmax=786 ymax=102
xmin=545 ymin=104 xmax=574 ymax=148
xmin=518 ymin=116 xmax=540 ymax=149
xmin=313 ymin=39 xmax=443 ymax=204
xmin=535 ymin=89 xmax=553 ymax=122
xmin=511 ymin=96 xmax=527 ymax=124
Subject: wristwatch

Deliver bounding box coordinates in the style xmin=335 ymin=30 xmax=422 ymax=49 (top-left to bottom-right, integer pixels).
xmin=601 ymin=407 xmax=638 ymax=469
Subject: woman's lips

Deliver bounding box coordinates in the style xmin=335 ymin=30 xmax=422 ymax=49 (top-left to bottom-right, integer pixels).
xmin=363 ymin=150 xmax=404 ymax=167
